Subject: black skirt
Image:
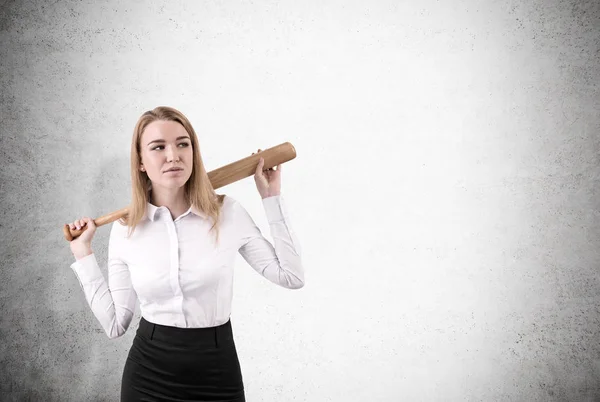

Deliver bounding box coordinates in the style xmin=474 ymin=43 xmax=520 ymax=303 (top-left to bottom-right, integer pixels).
xmin=121 ymin=316 xmax=246 ymax=402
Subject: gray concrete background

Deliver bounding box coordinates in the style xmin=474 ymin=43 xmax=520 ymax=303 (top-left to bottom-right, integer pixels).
xmin=1 ymin=0 xmax=599 ymax=401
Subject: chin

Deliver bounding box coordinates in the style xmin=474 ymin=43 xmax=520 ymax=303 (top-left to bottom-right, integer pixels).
xmin=164 ymin=177 xmax=190 ymax=187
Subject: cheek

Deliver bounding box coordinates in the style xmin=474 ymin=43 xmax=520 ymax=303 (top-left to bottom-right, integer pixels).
xmin=144 ymin=155 xmax=162 ymax=172
xmin=148 ymin=152 xmax=163 ymax=162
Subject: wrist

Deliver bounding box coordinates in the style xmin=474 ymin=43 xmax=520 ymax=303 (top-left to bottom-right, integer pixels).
xmin=261 ymin=191 xmax=280 ymax=199
xmin=73 ymin=246 xmax=93 ymax=260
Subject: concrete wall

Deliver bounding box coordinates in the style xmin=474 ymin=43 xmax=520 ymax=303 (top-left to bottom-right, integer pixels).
xmin=1 ymin=0 xmax=598 ymax=400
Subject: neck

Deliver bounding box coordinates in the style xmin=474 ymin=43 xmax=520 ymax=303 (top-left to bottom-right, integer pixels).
xmin=149 ymin=187 xmax=190 ymax=219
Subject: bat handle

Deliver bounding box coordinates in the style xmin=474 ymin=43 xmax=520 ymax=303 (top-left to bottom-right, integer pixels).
xmin=63 ymin=223 xmax=89 ymax=241
xmin=64 ymin=207 xmax=130 ymax=241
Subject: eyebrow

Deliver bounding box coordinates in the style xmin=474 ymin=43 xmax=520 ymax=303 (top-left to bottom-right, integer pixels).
xmin=147 ymin=136 xmax=191 ymax=146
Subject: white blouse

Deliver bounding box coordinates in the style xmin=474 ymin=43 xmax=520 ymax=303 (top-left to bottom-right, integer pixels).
xmin=69 ymin=194 xmax=304 ymax=339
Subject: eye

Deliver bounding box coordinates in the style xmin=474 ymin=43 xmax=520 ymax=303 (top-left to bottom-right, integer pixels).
xmin=152 ymin=143 xmax=190 ymax=151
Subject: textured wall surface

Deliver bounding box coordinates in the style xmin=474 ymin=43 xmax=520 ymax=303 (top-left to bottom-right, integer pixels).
xmin=1 ymin=0 xmax=599 ymax=401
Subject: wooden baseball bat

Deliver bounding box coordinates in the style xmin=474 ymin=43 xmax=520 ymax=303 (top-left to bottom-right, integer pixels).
xmin=64 ymin=141 xmax=296 ymax=241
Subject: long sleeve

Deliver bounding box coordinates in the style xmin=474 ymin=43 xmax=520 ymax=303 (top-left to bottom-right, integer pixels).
xmin=236 ymin=194 xmax=305 ymax=289
xmin=69 ymin=222 xmax=138 ymax=339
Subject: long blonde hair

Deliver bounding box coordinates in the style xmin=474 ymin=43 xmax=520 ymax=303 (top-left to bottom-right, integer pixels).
xmin=119 ymin=106 xmax=225 ymax=245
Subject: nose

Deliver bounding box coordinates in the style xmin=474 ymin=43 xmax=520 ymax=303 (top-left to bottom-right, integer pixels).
xmin=166 ymin=144 xmax=181 ymax=162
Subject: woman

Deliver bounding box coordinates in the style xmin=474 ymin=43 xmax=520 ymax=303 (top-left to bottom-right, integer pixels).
xmin=67 ymin=106 xmax=304 ymax=401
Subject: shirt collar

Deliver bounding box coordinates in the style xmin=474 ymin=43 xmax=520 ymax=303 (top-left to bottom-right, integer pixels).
xmin=145 ymin=202 xmax=208 ymax=222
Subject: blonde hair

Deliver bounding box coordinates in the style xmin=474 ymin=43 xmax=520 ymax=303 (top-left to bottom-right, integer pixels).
xmin=119 ymin=106 xmax=225 ymax=245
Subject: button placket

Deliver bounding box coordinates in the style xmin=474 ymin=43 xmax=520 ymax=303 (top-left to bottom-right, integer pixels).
xmin=163 ymin=211 xmax=184 ymax=328
xmin=174 ymin=219 xmax=187 ymax=327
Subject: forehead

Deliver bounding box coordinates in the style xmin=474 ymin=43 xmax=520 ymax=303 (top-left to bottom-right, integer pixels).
xmin=142 ymin=120 xmax=189 ymax=142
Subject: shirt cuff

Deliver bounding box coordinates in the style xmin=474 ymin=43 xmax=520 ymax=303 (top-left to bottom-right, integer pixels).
xmin=262 ymin=194 xmax=286 ymax=223
xmin=70 ymin=253 xmax=104 ymax=283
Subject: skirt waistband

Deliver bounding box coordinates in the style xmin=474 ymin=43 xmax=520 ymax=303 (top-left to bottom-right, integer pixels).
xmin=137 ymin=316 xmax=233 ymax=348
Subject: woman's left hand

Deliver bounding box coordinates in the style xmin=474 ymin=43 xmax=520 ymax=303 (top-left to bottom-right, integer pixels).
xmin=252 ymin=149 xmax=281 ymax=199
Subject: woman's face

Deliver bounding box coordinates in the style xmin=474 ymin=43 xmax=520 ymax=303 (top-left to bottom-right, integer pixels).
xmin=139 ymin=120 xmax=194 ymax=191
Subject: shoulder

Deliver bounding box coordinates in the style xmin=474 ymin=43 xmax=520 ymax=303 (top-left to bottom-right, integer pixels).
xmin=113 ymin=217 xmax=128 ymax=229
xmin=221 ymin=194 xmax=240 ymax=210
xmin=110 ymin=219 xmax=129 ymax=240
xmin=219 ymin=195 xmax=250 ymax=220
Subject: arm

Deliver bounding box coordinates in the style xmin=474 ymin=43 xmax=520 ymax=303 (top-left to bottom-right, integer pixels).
xmin=236 ymin=194 xmax=305 ymax=289
xmin=69 ymin=222 xmax=137 ymax=339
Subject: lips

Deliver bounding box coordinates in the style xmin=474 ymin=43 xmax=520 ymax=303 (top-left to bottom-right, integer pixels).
xmin=164 ymin=168 xmax=183 ymax=173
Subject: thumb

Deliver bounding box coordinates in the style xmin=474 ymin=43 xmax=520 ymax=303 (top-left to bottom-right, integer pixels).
xmin=256 ymin=158 xmax=264 ymax=174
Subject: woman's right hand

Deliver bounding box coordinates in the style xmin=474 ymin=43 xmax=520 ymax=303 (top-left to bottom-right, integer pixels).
xmin=68 ymin=217 xmax=97 ymax=257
